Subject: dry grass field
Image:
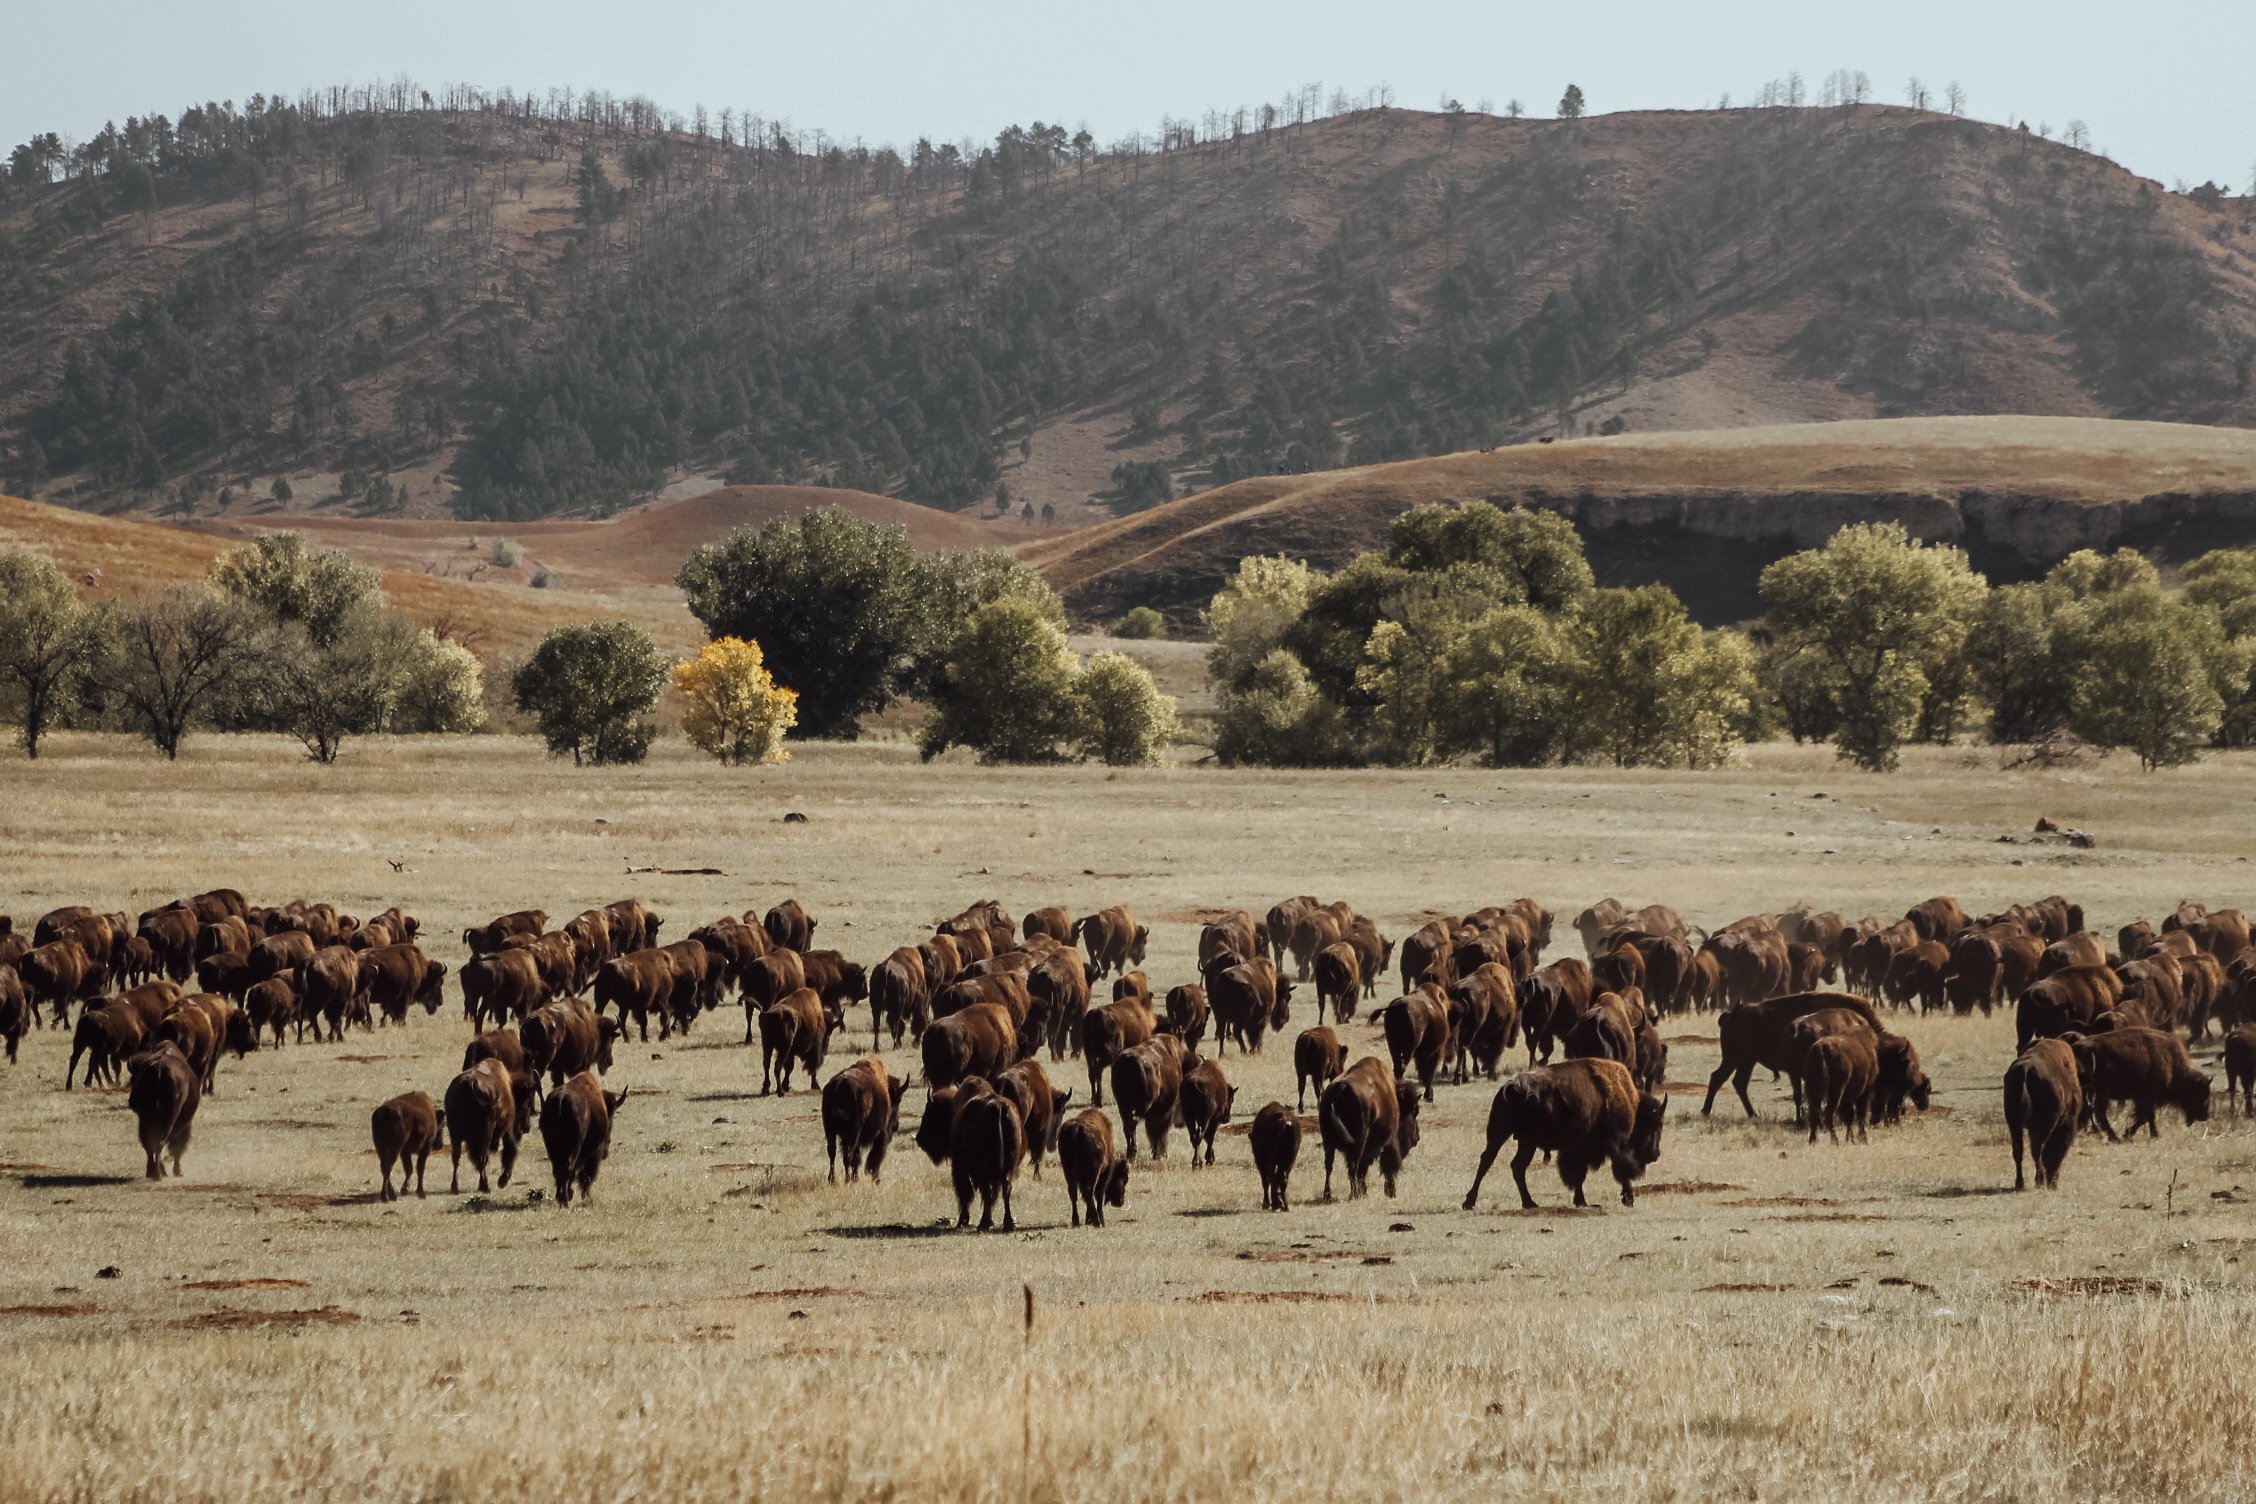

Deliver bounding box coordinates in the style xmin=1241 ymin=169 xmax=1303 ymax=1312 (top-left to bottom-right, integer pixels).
xmin=3 ymin=735 xmax=2255 ymax=1501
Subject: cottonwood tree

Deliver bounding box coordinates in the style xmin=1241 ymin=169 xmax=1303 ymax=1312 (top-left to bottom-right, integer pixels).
xmin=106 ymin=586 xmax=258 ymax=759
xmin=1074 ymin=652 xmax=1179 ymax=767
xmin=0 ymin=551 xmax=103 ymax=757
xmin=2068 ymin=585 xmax=2228 ymax=770
xmin=1757 ymin=523 xmax=1986 ymax=771
xmin=512 ymin=621 xmax=667 ymax=765
xmin=673 ymin=636 xmax=798 ymax=766
xmin=918 ymin=597 xmax=1081 ymax=763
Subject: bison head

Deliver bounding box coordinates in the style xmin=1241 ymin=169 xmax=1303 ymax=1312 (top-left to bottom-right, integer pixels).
xmin=916 ymin=1086 xmax=961 ymax=1165
xmin=596 ymin=1016 xmax=623 ymax=1072
xmin=1102 ymin=1157 xmax=1130 ymax=1209
xmin=419 ymin=961 xmax=449 ymax=1013
xmin=883 ymin=1075 xmax=912 ymax=1134
xmin=1392 ymin=1080 xmax=1423 ymax=1158
xmin=2175 ymin=1072 xmax=2214 ymax=1125
xmin=1129 ymin=926 xmax=1150 ymax=966
xmin=1632 ymin=1093 xmax=1669 ymax=1172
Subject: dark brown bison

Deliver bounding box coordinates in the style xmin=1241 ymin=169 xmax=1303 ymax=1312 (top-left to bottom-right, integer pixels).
xmin=1207 ymin=956 xmax=1292 ymax=1054
xmin=137 ymin=906 xmax=199 ymax=983
xmin=1463 ymin=1057 xmax=1667 ymax=1210
xmin=541 ymin=1070 xmax=626 ymax=1207
xmin=758 ymin=987 xmax=836 ymax=1095
xmin=604 ymin=898 xmax=660 ymax=955
xmin=297 ymin=946 xmax=365 ymax=1041
xmin=128 ymin=1041 xmax=201 ymax=1179
xmin=1703 ymin=992 xmax=1880 ymax=1119
xmin=1447 ymin=963 xmax=1519 ymax=1080
xmin=1398 ymin=921 xmax=1455 ymax=994
xmin=1112 ymin=1035 xmax=1194 ymax=1160
xmin=1196 ymin=910 xmax=1261 ymax=973
xmin=1381 ymin=984 xmax=1452 ymax=1102
xmin=1076 ymin=906 xmax=1150 ymax=980
xmin=372 ymin=1091 xmax=445 ymax=1201
xmin=2015 ymin=964 xmax=2124 ymax=1049
xmin=464 ymin=909 xmax=547 ymax=956
xmin=444 ymin=1060 xmax=521 ymax=1194
xmin=822 ymin=1056 xmax=911 ymax=1183
xmin=355 ymin=943 xmax=446 ymax=1026
xmin=1873 ymin=1034 xmax=1933 ymax=1124
xmin=1944 ymin=931 xmax=2006 ymax=1015
xmin=153 ymin=996 xmax=225 ymax=1093
xmin=1313 ymin=942 xmax=1362 ymax=1025
xmin=993 ymin=1059 xmax=1072 ymax=1177
xmin=923 ymin=1003 xmax=1018 ymax=1090
xmin=1178 ymin=1059 xmax=1237 ymax=1166
xmin=20 ymin=939 xmax=92 ymax=1026
xmin=1294 ymin=1025 xmax=1344 ymax=1112
xmin=249 ymin=929 xmax=316 ymax=986
xmin=1318 ymin=1056 xmax=1421 ymax=1200
xmin=1023 ymin=906 xmax=1074 ymax=944
xmin=946 ymin=1078 xmax=1027 ymax=1232
xmin=1803 ymin=1029 xmax=1880 ymax=1144
xmin=1027 ymin=950 xmax=1094 ymax=1059
xmin=1520 ymin=958 xmax=1593 ymax=1061
xmin=0 ymin=966 xmax=24 ymax=1064
xmin=870 ymin=945 xmax=931 ymax=1050
xmin=1057 ymin=1107 xmax=1129 ymax=1227
xmin=1905 ymin=895 xmax=1968 ymax=943
xmin=763 ymin=898 xmax=817 ymax=952
xmin=2069 ymin=1028 xmax=2211 ymax=1140
xmin=520 ymin=1000 xmax=619 ymax=1086
xmin=1079 ymin=998 xmax=1154 ymax=1107
xmin=1162 ymin=983 xmax=1210 ymax=1051
xmin=194 ymin=950 xmax=254 ymax=1003
xmin=2226 ymin=1024 xmax=2256 ymax=1115
xmin=593 ymin=948 xmax=681 ymax=1042
xmin=1251 ymin=1100 xmax=1302 ymax=1211
xmin=66 ymin=1001 xmax=144 ymax=1088
xmin=1110 ymin=970 xmax=1151 ymax=1007
xmin=2006 ymin=1038 xmax=2082 ymax=1190
xmin=739 ymin=949 xmax=807 ymax=1041
xmin=463 ymin=1027 xmax=531 ymax=1084
xmin=463 ymin=948 xmax=547 ymax=1031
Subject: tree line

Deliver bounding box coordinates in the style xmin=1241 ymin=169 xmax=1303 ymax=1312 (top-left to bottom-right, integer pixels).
xmin=1200 ymin=501 xmax=2256 ymax=774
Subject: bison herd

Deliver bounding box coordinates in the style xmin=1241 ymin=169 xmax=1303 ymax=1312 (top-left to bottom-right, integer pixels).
xmin=0 ymin=883 xmax=2246 ymax=1224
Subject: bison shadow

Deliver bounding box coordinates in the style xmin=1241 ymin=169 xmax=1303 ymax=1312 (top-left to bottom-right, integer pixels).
xmin=22 ymin=1173 xmax=138 ymax=1190
xmin=454 ymin=1194 xmax=547 ymax=1215
xmin=325 ymin=1191 xmax=385 ymax=1208
xmin=824 ymin=1221 xmax=960 ymax=1241
xmin=687 ymin=1091 xmax=764 ymax=1104
xmin=1923 ymin=1185 xmax=2016 ymax=1200
xmin=1177 ymin=1206 xmax=1249 ymax=1220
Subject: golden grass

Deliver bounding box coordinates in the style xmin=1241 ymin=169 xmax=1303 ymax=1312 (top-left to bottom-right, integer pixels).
xmin=2 ymin=735 xmax=2254 ymax=1501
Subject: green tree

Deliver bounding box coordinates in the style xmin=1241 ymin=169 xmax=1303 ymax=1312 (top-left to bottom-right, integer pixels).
xmin=1204 ymin=555 xmax=1319 ymax=694
xmin=257 ymin=602 xmax=423 ymax=763
xmin=103 ymin=585 xmax=257 ymax=759
xmin=1213 ymin=649 xmax=1352 ymax=767
xmin=1560 ymin=585 xmax=1701 ymax=767
xmin=1965 ymin=582 xmax=2076 ymax=743
xmin=1074 ymin=652 xmax=1179 ymax=766
xmin=1354 ymin=597 xmax=1473 ymax=765
xmin=391 ymin=631 xmax=487 ymax=734
xmin=1437 ymin=605 xmax=1572 ymax=766
xmin=0 ymin=551 xmax=102 ymax=757
xmin=1756 ymin=636 xmax=1841 ymax=745
xmin=511 ymin=621 xmax=667 ymax=765
xmin=210 ymin=532 xmax=381 ymax=647
xmin=1379 ymin=502 xmax=1593 ymax=612
xmin=1559 ymin=84 xmax=1587 ymax=119
xmin=2067 ymin=585 xmax=2226 ymax=770
xmin=2182 ymin=549 xmax=2256 ymax=640
xmin=1668 ymin=628 xmax=1762 ymax=769
xmin=270 ymin=477 xmax=293 ymax=504
xmin=918 ymin=597 xmax=1082 ymax=763
xmin=1757 ymin=523 xmax=1987 ymax=771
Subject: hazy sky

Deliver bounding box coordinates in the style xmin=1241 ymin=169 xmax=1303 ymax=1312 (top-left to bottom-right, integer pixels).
xmin=9 ymin=0 xmax=2252 ymax=190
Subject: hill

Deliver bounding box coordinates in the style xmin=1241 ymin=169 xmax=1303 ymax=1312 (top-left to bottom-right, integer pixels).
xmin=1024 ymin=416 xmax=2256 ymax=623
xmin=3 ymin=93 xmax=2253 ymax=530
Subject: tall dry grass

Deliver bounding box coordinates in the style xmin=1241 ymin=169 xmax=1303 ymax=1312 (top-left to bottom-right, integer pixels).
xmin=1 ymin=735 xmax=2253 ymax=1500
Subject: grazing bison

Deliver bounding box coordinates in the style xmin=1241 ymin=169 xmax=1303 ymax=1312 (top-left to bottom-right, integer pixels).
xmin=540 ymin=1070 xmax=626 ymax=1207
xmin=128 ymin=1041 xmax=202 ymax=1179
xmin=1873 ymin=1034 xmax=1933 ymax=1124
xmin=2005 ymin=1039 xmax=2083 ymax=1190
xmin=1112 ymin=1035 xmax=1194 ymax=1160
xmin=1178 ymin=1059 xmax=1236 ymax=1166
xmin=763 ymin=898 xmax=817 ymax=952
xmin=1295 ymin=1026 xmax=1344 ymax=1112
xmin=947 ymin=1078 xmax=1027 ymax=1232
xmin=922 ymin=1003 xmax=1018 ymax=1090
xmin=357 ymin=943 xmax=446 ymax=1025
xmin=1075 ymin=906 xmax=1149 ymax=980
xmin=1057 ymin=1108 xmax=1130 ymax=1227
xmin=1381 ymin=985 xmax=1452 ymax=1102
xmin=822 ymin=1056 xmax=911 ymax=1183
xmin=1702 ymin=992 xmax=1879 ymax=1119
xmin=2069 ymin=1028 xmax=2211 ymax=1140
xmin=758 ymin=987 xmax=837 ymax=1095
xmin=1804 ymin=1029 xmax=1880 ymax=1144
xmin=445 ymin=1060 xmax=522 ymax=1194
xmin=1079 ymin=998 xmax=1155 ymax=1107
xmin=1251 ymin=1100 xmax=1302 ymax=1211
xmin=372 ymin=1091 xmax=444 ymax=1201
xmin=1317 ymin=1056 xmax=1422 ymax=1201
xmin=1463 ymin=1057 xmax=1667 ymax=1210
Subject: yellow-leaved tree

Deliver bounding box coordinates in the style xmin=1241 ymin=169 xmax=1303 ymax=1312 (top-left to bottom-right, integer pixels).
xmin=673 ymin=636 xmax=798 ymax=765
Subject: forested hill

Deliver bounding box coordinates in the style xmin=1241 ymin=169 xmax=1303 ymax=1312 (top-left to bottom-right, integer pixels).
xmin=3 ymin=87 xmax=2254 ymax=527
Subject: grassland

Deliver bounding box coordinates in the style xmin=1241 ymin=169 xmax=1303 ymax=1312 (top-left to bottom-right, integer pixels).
xmin=2 ymin=735 xmax=2254 ymax=1501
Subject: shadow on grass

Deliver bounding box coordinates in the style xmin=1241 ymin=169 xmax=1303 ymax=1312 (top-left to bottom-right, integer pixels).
xmin=1177 ymin=1206 xmax=1249 ymax=1219
xmin=455 ymin=1193 xmax=549 ymax=1214
xmin=687 ymin=1091 xmax=763 ymax=1104
xmin=325 ymin=1191 xmax=385 ymax=1207
xmin=22 ymin=1174 xmax=137 ymax=1190
xmin=824 ymin=1221 xmax=959 ymax=1241
xmin=1924 ymin=1185 xmax=2016 ymax=1199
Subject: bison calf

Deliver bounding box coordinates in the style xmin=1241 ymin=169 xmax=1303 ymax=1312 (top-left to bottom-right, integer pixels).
xmin=372 ymin=1091 xmax=445 ymax=1201
xmin=1251 ymin=1100 xmax=1302 ymax=1211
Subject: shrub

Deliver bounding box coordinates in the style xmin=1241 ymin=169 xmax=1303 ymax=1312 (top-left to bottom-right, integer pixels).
xmin=1116 ymin=606 xmax=1166 ymax=640
xmin=491 ymin=539 xmax=523 ymax=568
xmin=919 ymin=598 xmax=1081 ymax=763
xmin=674 ymin=637 xmax=798 ymax=766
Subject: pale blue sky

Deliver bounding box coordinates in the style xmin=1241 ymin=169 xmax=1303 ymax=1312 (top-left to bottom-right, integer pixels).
xmin=10 ymin=0 xmax=2251 ymax=190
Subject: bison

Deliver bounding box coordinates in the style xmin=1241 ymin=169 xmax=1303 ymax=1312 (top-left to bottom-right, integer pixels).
xmin=923 ymin=1003 xmax=1018 ymax=1090
xmin=372 ymin=1091 xmax=445 ymax=1201
xmin=1057 ymin=1107 xmax=1129 ymax=1227
xmin=1463 ymin=1057 xmax=1667 ymax=1210
xmin=2069 ymin=1028 xmax=2211 ymax=1140
xmin=822 ymin=1056 xmax=911 ymax=1183
xmin=127 ymin=1041 xmax=202 ymax=1179
xmin=1178 ymin=1058 xmax=1236 ymax=1166
xmin=1111 ymin=1035 xmax=1194 ymax=1160
xmin=1251 ymin=1100 xmax=1302 ymax=1211
xmin=445 ymin=1060 xmax=522 ymax=1193
xmin=947 ymin=1077 xmax=1027 ymax=1231
xmin=540 ymin=1070 xmax=626 ymax=1207
xmin=1317 ymin=1056 xmax=1421 ymax=1201
xmin=2006 ymin=1038 xmax=2083 ymax=1190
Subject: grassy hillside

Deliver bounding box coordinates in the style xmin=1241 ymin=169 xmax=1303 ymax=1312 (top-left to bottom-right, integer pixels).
xmin=3 ymin=95 xmax=2252 ymax=530
xmin=1028 ymin=416 xmax=2256 ymax=623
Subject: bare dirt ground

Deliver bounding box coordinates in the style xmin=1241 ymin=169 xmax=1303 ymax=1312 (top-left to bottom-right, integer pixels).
xmin=2 ymin=736 xmax=2253 ymax=1500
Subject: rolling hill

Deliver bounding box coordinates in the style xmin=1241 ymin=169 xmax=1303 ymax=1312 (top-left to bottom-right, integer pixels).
xmin=3 ymin=94 xmax=2253 ymax=533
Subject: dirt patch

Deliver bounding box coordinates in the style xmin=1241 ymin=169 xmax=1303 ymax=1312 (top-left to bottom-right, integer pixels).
xmin=1776 ymin=1212 xmax=1888 ymax=1223
xmin=1697 ymin=1283 xmax=1795 ymax=1293
xmin=1878 ymin=1276 xmax=1938 ymax=1295
xmin=732 ymin=1287 xmax=854 ymax=1302
xmin=1723 ymin=1195 xmax=1841 ymax=1208
xmin=1666 ymin=1035 xmax=1718 ymax=1046
xmin=0 ymin=1303 xmax=98 ymax=1317
xmin=0 ymin=1162 xmax=60 ymax=1173
xmin=1236 ymin=1249 xmax=1377 ymax=1264
xmin=334 ymin=1055 xmax=393 ymax=1064
xmin=2012 ymin=1276 xmax=2182 ymax=1298
xmin=1640 ymin=1181 xmax=1749 ymax=1195
xmin=167 ymin=1306 xmax=361 ymax=1329
xmin=179 ymin=1278 xmax=310 ymax=1292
